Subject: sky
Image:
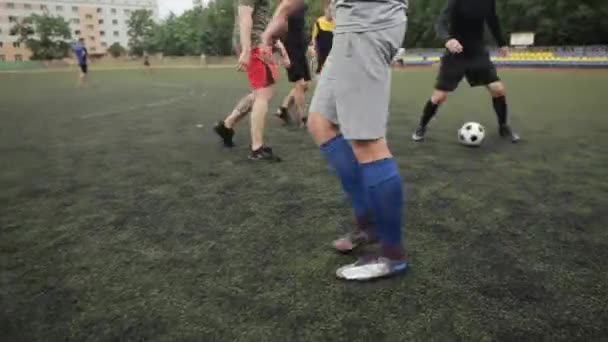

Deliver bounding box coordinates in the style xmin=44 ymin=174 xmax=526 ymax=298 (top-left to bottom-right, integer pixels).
xmin=158 ymin=0 xmax=194 ymax=18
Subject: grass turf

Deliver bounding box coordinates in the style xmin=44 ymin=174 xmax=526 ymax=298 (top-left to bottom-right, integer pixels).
xmin=1 ymin=67 xmax=607 ymax=341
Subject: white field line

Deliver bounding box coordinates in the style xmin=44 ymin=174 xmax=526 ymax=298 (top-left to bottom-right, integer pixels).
xmin=81 ymin=89 xmax=197 ymax=119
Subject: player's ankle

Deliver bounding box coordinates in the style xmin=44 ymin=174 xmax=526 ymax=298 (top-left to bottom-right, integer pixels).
xmin=381 ymin=243 xmax=407 ymax=261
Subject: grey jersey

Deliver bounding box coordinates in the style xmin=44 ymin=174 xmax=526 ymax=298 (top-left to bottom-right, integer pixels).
xmin=334 ymin=0 xmax=407 ymax=33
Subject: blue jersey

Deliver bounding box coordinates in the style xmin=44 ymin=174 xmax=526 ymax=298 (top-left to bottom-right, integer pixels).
xmin=72 ymin=43 xmax=88 ymax=65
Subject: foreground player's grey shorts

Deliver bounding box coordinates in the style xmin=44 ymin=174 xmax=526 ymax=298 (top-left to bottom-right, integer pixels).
xmin=309 ymin=24 xmax=406 ymax=140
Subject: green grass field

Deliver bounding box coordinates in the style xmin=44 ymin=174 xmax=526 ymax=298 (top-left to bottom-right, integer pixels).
xmin=1 ymin=67 xmax=607 ymax=341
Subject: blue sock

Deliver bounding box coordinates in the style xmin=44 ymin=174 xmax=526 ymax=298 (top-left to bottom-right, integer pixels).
xmin=320 ymin=135 xmax=369 ymax=219
xmin=361 ymin=158 xmax=404 ymax=247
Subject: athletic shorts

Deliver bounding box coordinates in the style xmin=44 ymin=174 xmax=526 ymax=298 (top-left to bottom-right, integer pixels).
xmin=309 ymin=24 xmax=406 ymax=140
xmin=247 ymin=47 xmax=279 ymax=90
xmin=435 ymin=52 xmax=500 ymax=91
xmin=79 ymin=63 xmax=88 ymax=73
xmin=286 ymin=45 xmax=311 ymax=83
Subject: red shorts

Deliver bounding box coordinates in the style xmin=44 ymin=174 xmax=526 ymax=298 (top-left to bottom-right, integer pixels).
xmin=247 ymin=48 xmax=279 ymax=90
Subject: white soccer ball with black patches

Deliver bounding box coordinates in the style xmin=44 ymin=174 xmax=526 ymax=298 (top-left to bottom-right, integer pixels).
xmin=458 ymin=122 xmax=485 ymax=146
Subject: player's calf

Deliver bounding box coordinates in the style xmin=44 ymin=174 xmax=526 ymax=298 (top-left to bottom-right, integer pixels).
xmin=487 ymin=82 xmax=520 ymax=143
xmin=412 ymin=90 xmax=449 ymax=141
xmin=248 ymin=86 xmax=282 ymax=161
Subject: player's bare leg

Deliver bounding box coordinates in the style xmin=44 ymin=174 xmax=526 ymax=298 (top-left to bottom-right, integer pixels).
xmin=412 ymin=89 xmax=448 ymax=141
xmin=293 ymin=79 xmax=309 ymax=127
xmin=487 ymin=81 xmax=520 ymax=143
xmin=251 ymin=86 xmax=272 ymax=150
xmin=225 ymin=92 xmax=255 ymax=129
xmin=214 ymin=92 xmax=254 ymax=147
xmin=308 ymin=111 xmax=338 ymax=146
xmin=276 ymin=88 xmax=295 ymax=125
xmin=249 ymin=85 xmax=280 ymax=161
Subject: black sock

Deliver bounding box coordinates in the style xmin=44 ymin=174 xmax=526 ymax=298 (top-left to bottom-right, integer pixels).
xmin=492 ymin=96 xmax=508 ymax=126
xmin=278 ymin=106 xmax=288 ymax=118
xmin=420 ymin=100 xmax=439 ymax=127
xmin=220 ymin=121 xmax=233 ymax=132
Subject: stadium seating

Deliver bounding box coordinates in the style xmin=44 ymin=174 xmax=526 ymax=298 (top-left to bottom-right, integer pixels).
xmin=398 ymin=47 xmax=608 ymax=68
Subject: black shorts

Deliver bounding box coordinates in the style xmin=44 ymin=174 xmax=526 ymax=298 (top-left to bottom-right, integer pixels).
xmin=144 ymin=60 xmax=150 ymax=66
xmin=435 ymin=52 xmax=499 ymax=92
xmin=79 ymin=63 xmax=88 ymax=73
xmin=286 ymin=45 xmax=311 ymax=83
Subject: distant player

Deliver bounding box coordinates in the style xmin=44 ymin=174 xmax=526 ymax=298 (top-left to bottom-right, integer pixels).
xmin=143 ymin=54 xmax=151 ymax=70
xmin=72 ymin=38 xmax=88 ymax=87
xmin=264 ymin=0 xmax=409 ymax=281
xmin=412 ymin=0 xmax=520 ymax=142
xmin=213 ymin=0 xmax=289 ymax=161
xmin=311 ymin=4 xmax=335 ymax=75
xmin=275 ymin=3 xmax=311 ymax=127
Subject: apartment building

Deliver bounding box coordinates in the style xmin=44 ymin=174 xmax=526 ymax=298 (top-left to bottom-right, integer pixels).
xmin=0 ymin=0 xmax=158 ymax=61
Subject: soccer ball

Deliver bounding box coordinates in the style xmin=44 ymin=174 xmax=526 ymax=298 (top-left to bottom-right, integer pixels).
xmin=458 ymin=122 xmax=485 ymax=146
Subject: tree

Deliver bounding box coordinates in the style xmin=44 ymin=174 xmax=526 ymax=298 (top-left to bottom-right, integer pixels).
xmin=127 ymin=9 xmax=156 ymax=56
xmin=107 ymin=42 xmax=127 ymax=57
xmin=201 ymin=0 xmax=235 ymax=55
xmin=141 ymin=0 xmax=608 ymax=56
xmin=10 ymin=14 xmax=71 ymax=60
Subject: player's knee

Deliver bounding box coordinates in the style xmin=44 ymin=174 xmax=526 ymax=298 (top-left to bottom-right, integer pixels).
xmin=351 ymin=138 xmax=391 ymax=162
xmin=307 ymin=112 xmax=337 ymax=145
xmin=431 ymin=90 xmax=448 ymax=104
xmin=254 ymin=87 xmax=273 ymax=101
xmin=298 ymin=80 xmax=309 ymax=92
xmin=490 ymin=82 xmax=506 ymax=97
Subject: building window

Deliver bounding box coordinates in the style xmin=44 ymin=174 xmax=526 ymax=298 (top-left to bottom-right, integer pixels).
xmin=9 ymin=16 xmax=18 ymax=23
xmin=98 ymin=19 xmax=104 ymax=24
xmin=124 ymin=9 xmax=131 ymax=15
xmin=112 ymin=19 xmax=118 ymax=25
xmin=89 ymin=36 xmax=95 ymax=42
xmin=86 ymin=25 xmax=94 ymax=30
xmin=13 ymin=42 xmax=21 ymax=48
xmin=0 ymin=41 xmax=3 ymax=48
xmin=101 ymin=42 xmax=107 ymax=48
xmin=24 ymin=4 xmax=32 ymax=10
xmin=0 ymin=55 xmax=5 ymax=62
xmin=113 ymin=31 xmax=119 ymax=37
xmin=15 ymin=54 xmax=23 ymax=61
xmin=111 ymin=8 xmax=117 ymax=14
xmin=40 ymin=4 xmax=47 ymax=11
xmin=100 ymin=31 xmax=106 ymax=36
xmin=71 ymin=18 xmax=80 ymax=24
xmin=56 ymin=5 xmax=64 ymax=11
xmin=90 ymin=47 xmax=96 ymax=52
xmin=72 ymin=6 xmax=79 ymax=12
xmin=85 ymin=14 xmax=93 ymax=20
xmin=7 ymin=3 xmax=15 ymax=9
xmin=97 ymin=8 xmax=102 ymax=13
xmin=74 ymin=30 xmax=81 ymax=35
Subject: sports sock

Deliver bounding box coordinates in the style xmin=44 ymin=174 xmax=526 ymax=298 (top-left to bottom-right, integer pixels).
xmin=361 ymin=158 xmax=404 ymax=257
xmin=420 ymin=99 xmax=439 ymax=127
xmin=320 ymin=135 xmax=369 ymax=220
xmin=492 ymin=96 xmax=508 ymax=126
